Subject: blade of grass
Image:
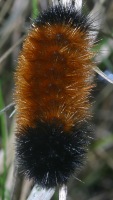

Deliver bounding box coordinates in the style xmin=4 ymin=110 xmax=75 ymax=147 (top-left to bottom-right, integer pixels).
xmin=32 ymin=0 xmax=39 ymax=19
xmin=0 ymin=80 xmax=8 ymax=200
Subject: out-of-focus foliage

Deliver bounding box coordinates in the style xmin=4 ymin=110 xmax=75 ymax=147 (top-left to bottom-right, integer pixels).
xmin=0 ymin=0 xmax=113 ymax=200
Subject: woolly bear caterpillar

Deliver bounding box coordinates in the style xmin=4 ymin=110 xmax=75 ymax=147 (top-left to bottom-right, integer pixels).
xmin=13 ymin=0 xmax=113 ymax=193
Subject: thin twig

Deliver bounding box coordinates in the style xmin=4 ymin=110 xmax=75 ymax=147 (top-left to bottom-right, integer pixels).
xmin=27 ymin=185 xmax=55 ymax=200
xmin=59 ymin=185 xmax=67 ymax=200
xmin=9 ymin=109 xmax=16 ymax=118
xmin=0 ymin=36 xmax=25 ymax=64
xmin=19 ymin=180 xmax=33 ymax=200
xmin=93 ymin=66 xmax=113 ymax=84
xmin=5 ymin=163 xmax=14 ymax=192
xmin=11 ymin=168 xmax=24 ymax=200
xmin=91 ymin=29 xmax=113 ymax=40
xmin=0 ymin=102 xmax=15 ymax=115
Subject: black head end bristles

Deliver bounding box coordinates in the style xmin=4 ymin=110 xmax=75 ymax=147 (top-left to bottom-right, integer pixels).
xmin=34 ymin=4 xmax=90 ymax=32
xmin=16 ymin=121 xmax=91 ymax=188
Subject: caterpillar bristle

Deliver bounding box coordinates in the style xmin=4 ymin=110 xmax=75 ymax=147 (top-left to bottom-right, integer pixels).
xmin=15 ymin=3 xmax=96 ymax=188
xmin=16 ymin=121 xmax=91 ymax=188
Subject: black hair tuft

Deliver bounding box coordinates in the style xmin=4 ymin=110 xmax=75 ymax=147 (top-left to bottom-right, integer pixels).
xmin=34 ymin=4 xmax=91 ymax=31
xmin=16 ymin=120 xmax=91 ymax=188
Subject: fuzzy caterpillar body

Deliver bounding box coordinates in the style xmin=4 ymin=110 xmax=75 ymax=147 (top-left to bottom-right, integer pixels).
xmin=15 ymin=4 xmax=95 ymax=188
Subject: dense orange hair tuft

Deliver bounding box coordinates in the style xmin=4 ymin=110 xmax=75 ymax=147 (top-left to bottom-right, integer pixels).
xmin=15 ymin=24 xmax=95 ymax=131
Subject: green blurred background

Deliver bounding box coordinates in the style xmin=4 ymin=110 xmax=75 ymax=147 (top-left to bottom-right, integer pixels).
xmin=0 ymin=0 xmax=113 ymax=199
